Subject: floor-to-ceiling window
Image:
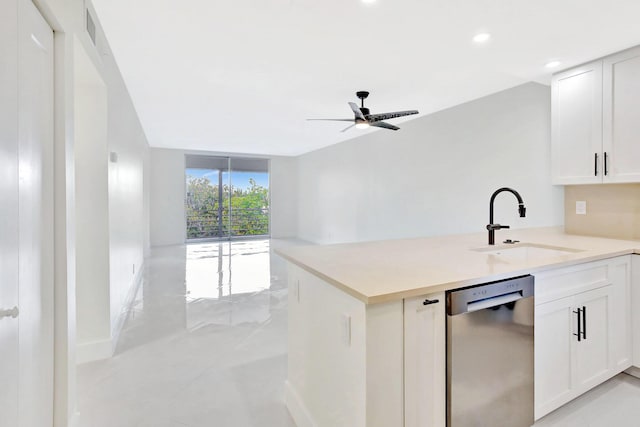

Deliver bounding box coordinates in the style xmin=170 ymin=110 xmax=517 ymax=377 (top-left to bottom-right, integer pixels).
xmin=185 ymin=155 xmax=269 ymax=240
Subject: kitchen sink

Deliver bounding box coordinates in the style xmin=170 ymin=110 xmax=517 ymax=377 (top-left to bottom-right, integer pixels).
xmin=471 ymin=243 xmax=583 ymax=262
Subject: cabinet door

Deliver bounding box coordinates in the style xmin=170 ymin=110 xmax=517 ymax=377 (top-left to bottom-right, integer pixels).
xmin=404 ymin=293 xmax=445 ymax=427
xmin=609 ymin=256 xmax=632 ymax=372
xmin=603 ymin=46 xmax=640 ymax=183
xmin=551 ymin=61 xmax=603 ymax=185
xmin=573 ymin=286 xmax=612 ymax=393
xmin=535 ymin=296 xmax=575 ymax=419
xmin=633 ymin=256 xmax=640 ymax=370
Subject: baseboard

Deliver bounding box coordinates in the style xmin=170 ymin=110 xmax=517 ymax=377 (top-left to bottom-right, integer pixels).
xmin=76 ymin=338 xmax=113 ymax=364
xmin=625 ymin=366 xmax=640 ymax=379
xmin=285 ymin=380 xmax=316 ymax=427
xmin=110 ymin=260 xmax=145 ymax=352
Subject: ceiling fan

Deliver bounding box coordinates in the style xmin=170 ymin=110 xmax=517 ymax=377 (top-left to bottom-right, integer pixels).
xmin=308 ymin=91 xmax=419 ymax=132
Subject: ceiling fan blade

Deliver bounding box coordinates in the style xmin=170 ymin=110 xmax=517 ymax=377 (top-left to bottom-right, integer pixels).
xmin=340 ymin=124 xmax=356 ymax=133
xmin=348 ymin=102 xmax=366 ymax=121
xmin=307 ymin=118 xmax=355 ymax=122
xmin=367 ymin=110 xmax=419 ymax=123
xmin=370 ymin=121 xmax=400 ymax=131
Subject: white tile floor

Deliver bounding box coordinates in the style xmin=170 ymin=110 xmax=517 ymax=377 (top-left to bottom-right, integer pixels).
xmin=77 ymin=239 xmax=297 ymax=427
xmin=77 ymin=239 xmax=640 ymax=427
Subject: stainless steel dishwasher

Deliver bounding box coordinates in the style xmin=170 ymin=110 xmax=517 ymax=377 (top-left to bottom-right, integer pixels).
xmin=446 ymin=275 xmax=534 ymax=427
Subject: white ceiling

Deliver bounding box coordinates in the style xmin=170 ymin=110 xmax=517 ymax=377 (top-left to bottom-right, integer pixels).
xmin=92 ymin=0 xmax=640 ymax=156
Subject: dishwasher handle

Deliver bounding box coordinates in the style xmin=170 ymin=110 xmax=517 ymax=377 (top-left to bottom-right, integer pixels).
xmin=447 ymin=275 xmax=534 ymax=316
xmin=466 ymin=291 xmax=523 ymax=313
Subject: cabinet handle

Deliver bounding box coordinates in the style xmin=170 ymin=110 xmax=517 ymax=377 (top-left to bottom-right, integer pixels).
xmin=582 ymin=305 xmax=587 ymax=340
xmin=573 ymin=307 xmax=582 ymax=342
xmin=604 ymin=152 xmax=608 ymax=176
xmin=594 ymin=153 xmax=598 ymax=176
xmin=423 ymin=298 xmax=440 ymax=306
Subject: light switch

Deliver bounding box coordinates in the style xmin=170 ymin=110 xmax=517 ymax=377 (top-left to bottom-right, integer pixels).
xmin=576 ymin=201 xmax=587 ymax=215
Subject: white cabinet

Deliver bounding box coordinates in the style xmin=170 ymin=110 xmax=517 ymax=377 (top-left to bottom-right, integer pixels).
xmin=404 ymin=293 xmax=446 ymax=427
xmin=535 ymin=295 xmax=574 ymax=416
xmin=534 ymin=256 xmax=632 ymax=419
xmin=552 ymin=45 xmax=640 ymax=184
xmin=631 ymin=255 xmax=640 ymax=376
xmin=572 ymin=287 xmax=612 ymax=391
xmin=286 ymin=265 xmax=405 ymax=427
xmin=603 ymin=48 xmax=640 ymax=182
xmin=551 ymin=61 xmax=603 ymax=185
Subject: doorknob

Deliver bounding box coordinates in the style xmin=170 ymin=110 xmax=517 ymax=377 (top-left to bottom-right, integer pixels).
xmin=0 ymin=306 xmax=19 ymax=319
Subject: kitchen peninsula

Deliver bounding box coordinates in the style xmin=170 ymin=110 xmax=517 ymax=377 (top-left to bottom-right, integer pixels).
xmin=276 ymin=227 xmax=640 ymax=427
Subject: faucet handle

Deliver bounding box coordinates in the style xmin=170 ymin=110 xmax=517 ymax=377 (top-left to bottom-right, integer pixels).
xmin=487 ymin=224 xmax=510 ymax=231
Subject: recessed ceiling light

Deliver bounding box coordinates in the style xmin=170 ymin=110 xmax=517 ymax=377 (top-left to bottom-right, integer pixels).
xmin=545 ymin=60 xmax=561 ymax=69
xmin=473 ymin=33 xmax=491 ymax=44
xmin=361 ymin=0 xmax=376 ymax=3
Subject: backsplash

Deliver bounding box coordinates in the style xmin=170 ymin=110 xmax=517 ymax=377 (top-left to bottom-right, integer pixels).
xmin=564 ymin=184 xmax=640 ymax=240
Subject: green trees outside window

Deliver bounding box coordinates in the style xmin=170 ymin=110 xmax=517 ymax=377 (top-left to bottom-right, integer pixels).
xmin=186 ymin=176 xmax=269 ymax=239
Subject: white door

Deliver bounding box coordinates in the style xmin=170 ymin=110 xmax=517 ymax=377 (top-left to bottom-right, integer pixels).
xmin=17 ymin=0 xmax=55 ymax=425
xmin=551 ymin=61 xmax=603 ymax=185
xmin=0 ymin=0 xmax=58 ymax=425
xmin=0 ymin=1 xmax=20 ymax=425
xmin=603 ymin=46 xmax=640 ymax=183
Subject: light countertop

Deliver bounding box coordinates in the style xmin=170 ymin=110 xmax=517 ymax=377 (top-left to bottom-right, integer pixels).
xmin=275 ymin=227 xmax=640 ymax=304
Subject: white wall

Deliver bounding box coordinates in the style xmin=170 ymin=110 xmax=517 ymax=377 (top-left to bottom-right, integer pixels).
xmin=106 ymin=53 xmax=148 ymax=343
xmin=74 ymin=43 xmax=111 ymax=360
xmin=149 ymin=148 xmax=298 ymax=245
xmin=150 ymin=148 xmax=186 ymax=246
xmin=270 ymin=156 xmax=298 ymax=238
xmin=297 ymin=82 xmax=564 ymax=244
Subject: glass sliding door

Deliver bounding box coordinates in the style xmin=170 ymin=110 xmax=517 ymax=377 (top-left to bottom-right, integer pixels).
xmin=185 ymin=156 xmax=230 ymax=240
xmin=228 ymin=158 xmax=269 ymax=238
xmin=185 ymin=155 xmax=269 ymax=241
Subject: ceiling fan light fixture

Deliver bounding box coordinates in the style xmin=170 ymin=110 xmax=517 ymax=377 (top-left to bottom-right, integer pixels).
xmin=356 ymin=122 xmax=370 ymax=130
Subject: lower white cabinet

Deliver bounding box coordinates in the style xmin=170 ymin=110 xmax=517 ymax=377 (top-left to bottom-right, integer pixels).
xmin=404 ymin=292 xmax=446 ymax=427
xmin=534 ymin=256 xmax=632 ymax=419
xmin=633 ymin=255 xmax=640 ymax=370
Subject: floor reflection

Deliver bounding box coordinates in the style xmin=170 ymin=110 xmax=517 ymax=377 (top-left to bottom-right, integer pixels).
xmin=76 ymin=238 xmax=299 ymax=427
xmin=186 ymin=239 xmax=271 ymax=300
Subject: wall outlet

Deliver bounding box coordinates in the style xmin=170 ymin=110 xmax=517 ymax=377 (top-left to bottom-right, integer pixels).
xmin=576 ymin=201 xmax=587 ymax=215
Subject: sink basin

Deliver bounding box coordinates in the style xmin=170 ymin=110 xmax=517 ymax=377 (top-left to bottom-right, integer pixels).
xmin=471 ymin=243 xmax=583 ymax=263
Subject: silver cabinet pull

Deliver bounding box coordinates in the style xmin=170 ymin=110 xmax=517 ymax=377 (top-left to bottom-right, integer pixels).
xmin=0 ymin=306 xmax=19 ymax=319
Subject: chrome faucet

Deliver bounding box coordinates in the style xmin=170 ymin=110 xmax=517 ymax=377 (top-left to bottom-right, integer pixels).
xmin=487 ymin=187 xmax=526 ymax=245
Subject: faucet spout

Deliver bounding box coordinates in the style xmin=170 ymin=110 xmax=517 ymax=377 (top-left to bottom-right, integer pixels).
xmin=487 ymin=187 xmax=527 ymax=245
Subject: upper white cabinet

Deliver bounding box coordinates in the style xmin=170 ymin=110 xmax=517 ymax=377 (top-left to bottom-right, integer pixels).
xmin=551 ymin=61 xmax=603 ymax=184
xmin=603 ymin=48 xmax=640 ymax=182
xmin=552 ymin=46 xmax=640 ymax=184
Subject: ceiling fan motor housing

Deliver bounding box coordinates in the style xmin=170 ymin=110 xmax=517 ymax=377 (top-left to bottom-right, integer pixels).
xmin=360 ymin=107 xmax=370 ymax=116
